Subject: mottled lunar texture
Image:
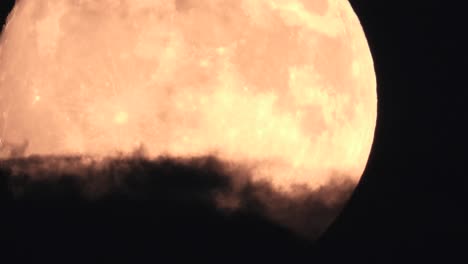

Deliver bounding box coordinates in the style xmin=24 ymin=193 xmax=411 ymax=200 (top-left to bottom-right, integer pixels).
xmin=0 ymin=0 xmax=376 ymax=191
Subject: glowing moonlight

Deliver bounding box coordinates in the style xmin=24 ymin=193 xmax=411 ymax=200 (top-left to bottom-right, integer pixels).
xmin=0 ymin=0 xmax=376 ymax=190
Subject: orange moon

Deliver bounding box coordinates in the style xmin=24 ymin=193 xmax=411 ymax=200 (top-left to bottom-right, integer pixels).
xmin=0 ymin=0 xmax=376 ymax=191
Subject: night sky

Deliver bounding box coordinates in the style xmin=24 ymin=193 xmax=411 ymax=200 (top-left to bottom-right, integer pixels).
xmin=1 ymin=0 xmax=467 ymax=263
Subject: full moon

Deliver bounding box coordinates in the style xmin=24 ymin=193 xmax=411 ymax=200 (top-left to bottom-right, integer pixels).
xmin=0 ymin=0 xmax=376 ymax=191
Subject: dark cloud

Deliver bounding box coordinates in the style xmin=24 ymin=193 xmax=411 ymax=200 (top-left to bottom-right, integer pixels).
xmin=0 ymin=154 xmax=355 ymax=262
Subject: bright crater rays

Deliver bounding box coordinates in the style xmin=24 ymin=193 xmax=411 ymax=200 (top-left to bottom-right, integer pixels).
xmin=0 ymin=0 xmax=376 ymax=191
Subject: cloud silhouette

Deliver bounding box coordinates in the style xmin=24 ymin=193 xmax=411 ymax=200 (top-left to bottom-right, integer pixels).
xmin=1 ymin=154 xmax=354 ymax=242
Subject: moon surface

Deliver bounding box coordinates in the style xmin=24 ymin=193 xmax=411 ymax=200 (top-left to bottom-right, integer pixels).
xmin=0 ymin=0 xmax=376 ymax=191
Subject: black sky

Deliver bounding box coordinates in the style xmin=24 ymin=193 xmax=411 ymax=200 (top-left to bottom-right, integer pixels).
xmin=317 ymin=0 xmax=468 ymax=262
xmin=1 ymin=0 xmax=467 ymax=263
